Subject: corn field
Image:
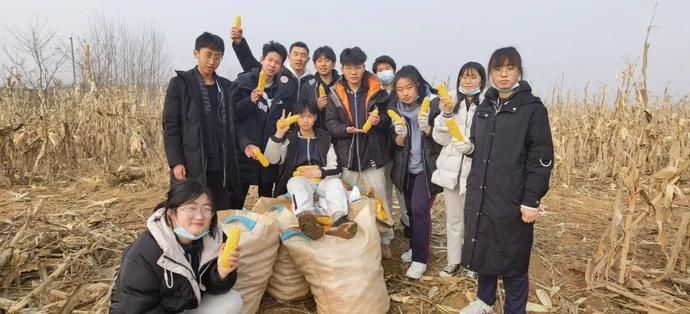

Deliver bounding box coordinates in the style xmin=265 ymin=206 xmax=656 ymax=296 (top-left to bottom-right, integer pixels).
xmin=1 ymin=41 xmax=690 ymax=312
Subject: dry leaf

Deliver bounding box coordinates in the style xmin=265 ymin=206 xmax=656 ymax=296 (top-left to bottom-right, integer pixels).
xmin=428 ymin=286 xmax=439 ymax=299
xmin=536 ymin=288 xmax=553 ymax=308
xmin=390 ymin=293 xmax=412 ymax=304
xmin=526 ymin=302 xmax=550 ymax=312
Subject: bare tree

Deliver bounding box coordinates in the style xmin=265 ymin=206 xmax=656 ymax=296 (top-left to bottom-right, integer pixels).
xmin=78 ymin=13 xmax=170 ymax=89
xmin=2 ymin=19 xmax=68 ymax=96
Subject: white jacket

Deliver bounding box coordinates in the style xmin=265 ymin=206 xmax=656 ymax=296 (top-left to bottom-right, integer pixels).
xmin=431 ymin=96 xmax=476 ymax=194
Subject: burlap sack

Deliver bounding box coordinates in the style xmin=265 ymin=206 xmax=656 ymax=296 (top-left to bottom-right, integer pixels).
xmin=251 ymin=196 xmax=311 ymax=302
xmin=278 ymin=197 xmax=390 ymax=314
xmin=217 ymin=209 xmax=280 ymax=314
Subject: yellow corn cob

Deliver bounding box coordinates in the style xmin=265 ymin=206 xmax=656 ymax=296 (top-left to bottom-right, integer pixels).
xmin=387 ymin=109 xmax=405 ymax=125
xmin=278 ymin=114 xmax=300 ymax=129
xmin=318 ymin=85 xmax=326 ymax=97
xmin=296 ymin=165 xmax=319 ymax=171
xmin=315 ymin=216 xmax=333 ymax=226
xmin=253 ymin=148 xmax=269 ymax=167
xmin=257 ymin=70 xmax=266 ymax=91
xmin=375 ymin=200 xmax=388 ymax=220
xmin=234 ymin=16 xmax=242 ymax=28
xmin=219 ymin=226 xmax=241 ymax=268
xmin=419 ymin=97 xmax=430 ymax=115
xmin=295 ymin=165 xmax=321 ymax=182
xmin=437 ymin=83 xmax=450 ymax=100
xmin=361 ymin=108 xmax=379 ymax=132
xmin=446 ymin=118 xmax=465 ymax=141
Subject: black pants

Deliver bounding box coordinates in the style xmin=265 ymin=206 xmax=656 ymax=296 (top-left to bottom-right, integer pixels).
xmin=206 ymin=171 xmax=233 ymax=210
xmin=478 ymin=273 xmax=529 ymax=314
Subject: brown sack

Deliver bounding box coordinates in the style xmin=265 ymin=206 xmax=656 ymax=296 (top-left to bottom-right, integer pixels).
xmin=277 ymin=197 xmax=390 ymax=314
xmin=251 ymin=197 xmax=311 ymax=302
xmin=217 ymin=209 xmax=280 ymax=314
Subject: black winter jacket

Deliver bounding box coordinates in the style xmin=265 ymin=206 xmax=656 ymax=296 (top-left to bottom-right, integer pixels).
xmin=233 ymin=68 xmax=292 ymax=185
xmin=110 ymin=208 xmax=237 ymax=313
xmin=388 ymin=97 xmax=443 ymax=196
xmin=461 ymin=81 xmax=554 ymax=276
xmin=162 ymin=68 xmax=242 ymax=198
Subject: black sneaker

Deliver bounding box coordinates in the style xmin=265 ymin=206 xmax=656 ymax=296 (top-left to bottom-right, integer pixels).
xmin=438 ymin=264 xmax=461 ymax=277
xmin=297 ymin=212 xmax=324 ymax=240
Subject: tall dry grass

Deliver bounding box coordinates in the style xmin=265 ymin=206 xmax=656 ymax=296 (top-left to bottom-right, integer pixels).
xmin=0 ymin=84 xmax=167 ymax=186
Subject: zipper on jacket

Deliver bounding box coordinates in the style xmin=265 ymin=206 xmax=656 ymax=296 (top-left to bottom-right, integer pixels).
xmin=469 ymin=101 xmax=502 ymax=268
xmin=354 ymin=92 xmax=362 ymax=172
xmin=306 ymin=137 xmax=312 ymax=165
xmin=218 ymin=83 xmax=227 ymax=187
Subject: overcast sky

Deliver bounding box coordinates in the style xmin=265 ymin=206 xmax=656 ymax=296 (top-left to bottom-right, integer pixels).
xmin=1 ymin=0 xmax=688 ymax=99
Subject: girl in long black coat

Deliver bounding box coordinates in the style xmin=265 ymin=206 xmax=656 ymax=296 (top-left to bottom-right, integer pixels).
xmin=459 ymin=47 xmax=554 ymax=314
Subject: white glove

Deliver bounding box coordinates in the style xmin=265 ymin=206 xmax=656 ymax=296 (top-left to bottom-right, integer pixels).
xmin=394 ymin=121 xmax=408 ymax=137
xmin=452 ymin=138 xmax=473 ymax=154
xmin=417 ymin=112 xmax=429 ymax=130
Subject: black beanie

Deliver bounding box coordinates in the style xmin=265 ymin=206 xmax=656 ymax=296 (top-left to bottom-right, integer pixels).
xmin=372 ymin=55 xmax=397 ymax=73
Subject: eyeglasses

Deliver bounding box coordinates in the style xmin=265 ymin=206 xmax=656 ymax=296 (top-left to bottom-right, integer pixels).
xmin=178 ymin=205 xmax=214 ymax=218
xmin=203 ymin=54 xmax=223 ymax=63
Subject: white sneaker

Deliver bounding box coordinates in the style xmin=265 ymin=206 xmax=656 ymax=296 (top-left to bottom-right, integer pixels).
xmin=405 ymin=262 xmax=427 ymax=279
xmin=459 ymin=299 xmax=493 ymax=314
xmin=400 ymin=249 xmax=412 ymax=263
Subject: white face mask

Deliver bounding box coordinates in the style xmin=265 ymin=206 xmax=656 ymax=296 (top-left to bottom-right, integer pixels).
xmin=376 ymin=69 xmax=395 ymax=85
xmin=173 ymin=226 xmax=209 ymax=241
xmin=492 ymin=81 xmax=520 ymax=93
xmin=458 ymin=86 xmax=481 ymax=96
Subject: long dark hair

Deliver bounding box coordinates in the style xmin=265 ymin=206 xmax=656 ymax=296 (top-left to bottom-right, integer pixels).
xmin=154 ymin=180 xmax=218 ymax=238
xmin=392 ymin=65 xmax=437 ymax=103
xmin=455 ymin=62 xmax=487 ymax=111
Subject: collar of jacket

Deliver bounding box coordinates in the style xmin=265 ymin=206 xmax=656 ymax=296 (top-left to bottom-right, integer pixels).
xmin=146 ymin=207 xmax=224 ymax=302
xmin=315 ymin=70 xmax=340 ymax=87
xmin=332 ymin=72 xmax=382 ymax=123
xmin=284 ymin=62 xmax=313 ymax=81
xmin=288 ymin=128 xmax=329 ymax=141
xmin=296 ymin=129 xmax=317 ymax=140
xmin=176 ymin=66 xmax=219 ymax=83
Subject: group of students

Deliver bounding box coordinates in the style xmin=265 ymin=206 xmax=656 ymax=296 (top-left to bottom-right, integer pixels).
xmin=109 ymin=24 xmax=554 ymax=314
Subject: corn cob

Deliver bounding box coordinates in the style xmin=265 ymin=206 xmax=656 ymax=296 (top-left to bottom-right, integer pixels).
xmin=294 ymin=165 xmax=321 ymax=182
xmin=257 ymin=70 xmax=266 ymax=91
xmin=361 ymin=108 xmax=379 ymax=132
xmin=318 ymin=85 xmax=326 ymax=97
xmin=387 ymin=109 xmax=405 ymax=125
xmin=437 ymin=83 xmax=450 ymax=100
xmin=253 ymin=148 xmax=269 ymax=167
xmin=419 ymin=97 xmax=430 ymax=115
xmin=278 ymin=114 xmax=300 ymax=129
xmin=375 ymin=200 xmax=388 ymax=220
xmin=234 ymin=16 xmax=242 ymax=28
xmin=315 ymin=216 xmax=333 ymax=226
xmin=219 ymin=226 xmax=240 ymax=268
xmin=446 ymin=118 xmax=465 ymax=141
xmin=296 ymin=165 xmax=319 ymax=171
